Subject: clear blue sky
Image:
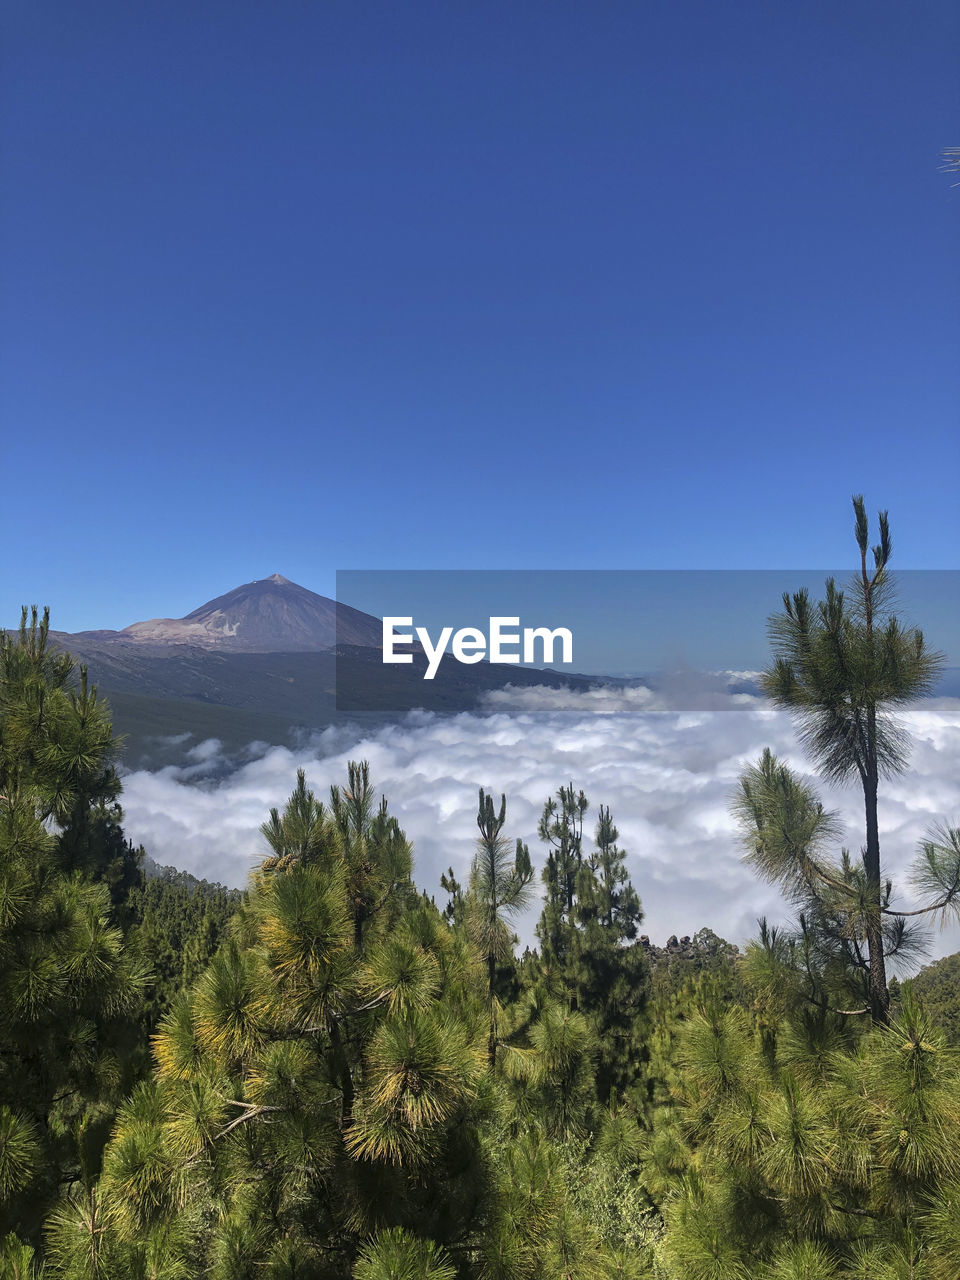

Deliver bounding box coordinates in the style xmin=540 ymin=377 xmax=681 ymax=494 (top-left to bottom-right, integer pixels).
xmin=2 ymin=0 xmax=958 ymax=632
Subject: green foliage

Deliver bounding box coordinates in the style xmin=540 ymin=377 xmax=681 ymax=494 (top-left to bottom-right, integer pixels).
xmin=0 ymin=1113 xmax=40 ymax=1202
xmin=533 ymin=786 xmax=650 ymax=1101
xmin=127 ymin=873 xmax=240 ymax=1030
xmin=903 ymin=950 xmax=960 ymax=1045
xmin=649 ymin=991 xmax=960 ymax=1275
xmin=0 ymin=612 xmax=147 ymax=1248
xmin=754 ymin=497 xmax=947 ymax=1022
xmin=553 ymin=1131 xmax=660 ymax=1264
xmin=0 ymin=609 xmax=118 ymax=827
xmin=353 ymin=1227 xmax=456 ymax=1279
xmin=685 ymin=494 xmax=960 ymax=1273
xmin=0 ymin=1232 xmax=40 ymax=1280
xmin=72 ymin=766 xmax=493 ymax=1275
xmin=6 ymin=508 xmax=960 ymax=1279
xmin=467 ymin=789 xmax=532 ymax=1063
xmin=347 ymin=1008 xmax=484 ymax=1165
xmin=26 ymin=763 xmax=662 ymax=1278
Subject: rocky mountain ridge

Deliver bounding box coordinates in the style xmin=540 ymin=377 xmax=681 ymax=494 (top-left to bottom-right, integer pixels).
xmin=70 ymin=574 xmax=383 ymax=652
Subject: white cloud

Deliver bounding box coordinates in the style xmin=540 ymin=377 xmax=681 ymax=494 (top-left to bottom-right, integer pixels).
xmin=119 ymin=688 xmax=960 ymax=966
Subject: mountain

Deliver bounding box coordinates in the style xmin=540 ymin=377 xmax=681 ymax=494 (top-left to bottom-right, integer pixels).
xmin=35 ymin=577 xmax=595 ymax=768
xmin=73 ymin=574 xmax=383 ymax=652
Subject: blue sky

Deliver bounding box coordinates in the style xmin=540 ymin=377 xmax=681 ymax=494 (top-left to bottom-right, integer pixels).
xmin=2 ymin=0 xmax=958 ymax=632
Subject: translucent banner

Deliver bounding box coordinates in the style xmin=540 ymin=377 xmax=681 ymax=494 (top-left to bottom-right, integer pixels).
xmin=334 ymin=569 xmax=960 ymax=713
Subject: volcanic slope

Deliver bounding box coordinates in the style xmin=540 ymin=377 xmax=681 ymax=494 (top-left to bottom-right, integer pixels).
xmin=42 ymin=576 xmax=591 ymax=766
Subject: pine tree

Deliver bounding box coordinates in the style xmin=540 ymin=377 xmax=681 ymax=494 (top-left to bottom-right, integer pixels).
xmin=652 ymin=984 xmax=960 ymax=1275
xmin=575 ymin=807 xmax=648 ymax=1098
xmin=0 ymin=611 xmax=147 ymax=1255
xmin=535 ymin=786 xmax=588 ymax=988
xmin=439 ymin=867 xmax=465 ymax=928
xmin=330 ymin=761 xmax=415 ymax=948
xmin=77 ymin=770 xmax=657 ymax=1279
xmin=352 ymin=1227 xmax=456 ymax=1279
xmin=0 ymin=609 xmax=118 ymax=825
xmin=745 ymin=497 xmax=951 ymax=1022
xmin=593 ymin=807 xmax=642 ymax=937
xmin=85 ymin=766 xmax=493 ymax=1277
xmin=648 ymin=504 xmax=960 ymax=1273
xmin=532 ymin=788 xmax=649 ymax=1102
xmin=467 ymin=789 xmax=532 ymax=1065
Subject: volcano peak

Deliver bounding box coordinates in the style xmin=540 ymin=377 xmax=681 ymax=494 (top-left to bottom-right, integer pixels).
xmin=97 ymin=575 xmax=383 ymax=651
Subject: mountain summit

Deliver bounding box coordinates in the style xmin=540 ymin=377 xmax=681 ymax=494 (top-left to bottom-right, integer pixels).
xmin=79 ymin=576 xmax=382 ymax=652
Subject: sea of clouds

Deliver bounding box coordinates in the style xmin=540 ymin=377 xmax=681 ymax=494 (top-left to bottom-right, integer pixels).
xmin=119 ymin=685 xmax=960 ymax=964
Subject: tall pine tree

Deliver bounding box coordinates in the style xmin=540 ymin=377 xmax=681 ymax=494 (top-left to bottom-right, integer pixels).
xmin=755 ymin=497 xmax=945 ymax=1021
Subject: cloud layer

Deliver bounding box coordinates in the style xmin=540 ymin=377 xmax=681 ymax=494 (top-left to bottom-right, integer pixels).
xmin=119 ymin=687 xmax=960 ymax=965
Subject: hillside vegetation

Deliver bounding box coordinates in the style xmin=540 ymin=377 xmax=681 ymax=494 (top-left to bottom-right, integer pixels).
xmin=3 ymin=501 xmax=960 ymax=1278
xmin=903 ymin=952 xmax=960 ymax=1046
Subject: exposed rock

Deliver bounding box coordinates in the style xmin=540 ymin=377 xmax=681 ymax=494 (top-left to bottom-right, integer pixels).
xmin=71 ymin=575 xmax=383 ymax=652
